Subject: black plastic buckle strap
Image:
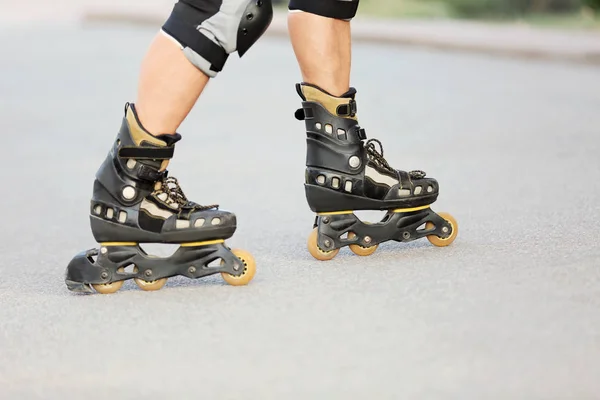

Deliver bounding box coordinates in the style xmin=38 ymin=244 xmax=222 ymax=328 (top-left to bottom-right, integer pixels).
xmin=138 ymin=164 xmax=166 ymax=182
xmin=162 ymin=17 xmax=228 ymax=72
xmin=295 ymin=107 xmax=314 ymax=121
xmin=356 ymin=127 xmax=367 ymax=140
xmin=118 ymin=146 xmax=175 ymax=160
xmin=336 ymin=99 xmax=357 ymax=117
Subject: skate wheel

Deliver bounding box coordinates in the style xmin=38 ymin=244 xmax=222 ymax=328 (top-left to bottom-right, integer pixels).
xmin=221 ymin=249 xmax=256 ymax=286
xmin=307 ymin=228 xmax=339 ymax=261
xmin=134 ymin=277 xmax=168 ymax=291
xmin=92 ymin=280 xmax=124 ymax=294
xmin=426 ymin=212 xmax=458 ymax=247
xmin=347 ymin=232 xmax=378 ymax=256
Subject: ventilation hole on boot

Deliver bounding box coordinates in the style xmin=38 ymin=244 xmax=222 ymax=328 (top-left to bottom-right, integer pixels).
xmin=348 ymin=156 xmax=361 ymax=169
xmin=176 ymin=219 xmax=190 ymax=229
xmin=86 ymin=254 xmax=97 ymax=264
xmin=345 ymin=181 xmax=353 ymax=192
xmin=316 ymin=175 xmax=326 ymax=185
xmin=414 ymin=186 xmax=422 ymax=195
xmin=398 ymin=189 xmax=411 ymax=197
xmin=337 ymin=128 xmax=346 ymax=139
xmin=211 ymin=217 xmax=221 ymax=226
xmin=118 ymin=211 xmax=127 ymax=223
xmin=126 ymin=159 xmax=137 ymax=169
xmin=331 ymin=177 xmax=340 ymax=189
xmin=105 ymin=208 xmax=114 ymax=219
xmin=194 ymin=218 xmax=205 ymax=227
xmin=315 ymin=122 xmax=322 ymax=130
xmin=325 ymin=124 xmax=333 ymax=134
xmin=93 ymin=205 xmax=102 ymax=215
xmin=427 ymin=186 xmax=433 ymax=193
xmin=122 ymin=186 xmax=136 ymax=200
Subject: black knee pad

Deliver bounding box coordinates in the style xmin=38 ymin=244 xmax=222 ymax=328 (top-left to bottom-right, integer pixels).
xmin=162 ymin=0 xmax=273 ymax=78
xmin=288 ymin=0 xmax=359 ymax=20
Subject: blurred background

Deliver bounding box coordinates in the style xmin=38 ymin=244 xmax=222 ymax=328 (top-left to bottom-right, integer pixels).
xmin=277 ymin=0 xmax=600 ymax=29
xmin=1 ymin=0 xmax=599 ymax=29
xmin=1 ymin=0 xmax=599 ymax=399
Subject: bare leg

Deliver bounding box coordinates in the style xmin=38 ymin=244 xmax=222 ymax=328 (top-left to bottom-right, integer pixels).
xmin=288 ymin=12 xmax=351 ymax=96
xmin=135 ymin=32 xmax=210 ymax=135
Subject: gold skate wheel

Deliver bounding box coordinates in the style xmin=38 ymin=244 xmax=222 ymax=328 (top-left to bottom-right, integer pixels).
xmin=426 ymin=212 xmax=458 ymax=247
xmin=347 ymin=232 xmax=378 ymax=256
xmin=307 ymin=227 xmax=339 ymax=261
xmin=221 ymin=249 xmax=256 ymax=286
xmin=134 ymin=277 xmax=168 ymax=291
xmin=92 ymin=280 xmax=124 ymax=294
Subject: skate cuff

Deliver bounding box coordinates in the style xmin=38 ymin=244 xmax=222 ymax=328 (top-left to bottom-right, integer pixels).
xmin=118 ymin=146 xmax=175 ymax=160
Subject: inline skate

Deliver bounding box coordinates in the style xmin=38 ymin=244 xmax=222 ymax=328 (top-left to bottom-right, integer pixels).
xmin=294 ymin=83 xmax=458 ymax=260
xmin=65 ymin=103 xmax=255 ymax=294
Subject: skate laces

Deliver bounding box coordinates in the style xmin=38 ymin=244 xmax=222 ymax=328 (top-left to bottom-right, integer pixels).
xmin=156 ymin=176 xmax=218 ymax=211
xmin=364 ymin=139 xmax=427 ymax=179
xmin=365 ymin=139 xmax=395 ymax=174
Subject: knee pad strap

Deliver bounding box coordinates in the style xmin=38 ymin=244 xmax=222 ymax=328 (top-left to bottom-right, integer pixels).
xmin=162 ymin=0 xmax=273 ymax=78
xmin=162 ymin=1 xmax=229 ymax=75
xmin=288 ymin=0 xmax=359 ymax=20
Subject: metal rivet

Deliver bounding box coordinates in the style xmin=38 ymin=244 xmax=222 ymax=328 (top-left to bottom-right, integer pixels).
xmin=322 ymin=217 xmax=330 ymax=224
xmin=145 ymin=270 xmax=152 ymax=277
xmin=188 ymin=266 xmax=196 ymax=274
xmin=233 ymin=262 xmax=240 ymax=271
xmin=324 ymin=240 xmax=331 ymax=247
xmin=242 ymin=28 xmax=248 ymax=35
xmin=364 ymin=236 xmax=372 ymax=244
xmin=349 ymin=156 xmax=361 ymax=169
xmin=122 ymin=186 xmax=136 ymax=200
xmin=101 ymin=272 xmax=108 ymax=279
xmin=246 ymin=13 xmax=254 ymax=20
xmin=100 ymin=247 xmax=107 ymax=254
xmin=403 ymin=232 xmax=410 ymax=239
xmin=442 ymin=227 xmax=449 ymax=233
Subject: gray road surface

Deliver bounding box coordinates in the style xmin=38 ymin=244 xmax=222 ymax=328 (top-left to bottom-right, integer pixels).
xmin=1 ymin=24 xmax=599 ymax=399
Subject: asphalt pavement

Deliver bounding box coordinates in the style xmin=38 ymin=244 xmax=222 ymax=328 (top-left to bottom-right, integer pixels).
xmin=0 ymin=24 xmax=599 ymax=399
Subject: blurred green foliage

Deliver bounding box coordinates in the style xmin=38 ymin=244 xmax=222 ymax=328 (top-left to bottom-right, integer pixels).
xmin=582 ymin=0 xmax=600 ymax=11
xmin=275 ymin=0 xmax=600 ymax=25
xmin=356 ymin=0 xmax=600 ymax=27
xmin=439 ymin=0 xmax=589 ymax=17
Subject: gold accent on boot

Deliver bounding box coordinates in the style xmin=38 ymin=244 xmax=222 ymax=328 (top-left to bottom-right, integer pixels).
xmin=125 ymin=106 xmax=171 ymax=172
xmin=125 ymin=107 xmax=170 ymax=147
xmin=300 ymin=85 xmax=358 ymax=121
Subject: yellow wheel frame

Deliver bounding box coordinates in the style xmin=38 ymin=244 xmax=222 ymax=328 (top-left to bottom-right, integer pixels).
xmin=307 ymin=227 xmax=340 ymax=261
xmin=426 ymin=212 xmax=458 ymax=247
xmin=221 ymin=249 xmax=256 ymax=286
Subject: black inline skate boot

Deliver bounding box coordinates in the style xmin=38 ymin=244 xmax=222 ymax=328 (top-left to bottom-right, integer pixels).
xmin=294 ymin=83 xmax=458 ymax=260
xmin=65 ymin=103 xmax=255 ymax=294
